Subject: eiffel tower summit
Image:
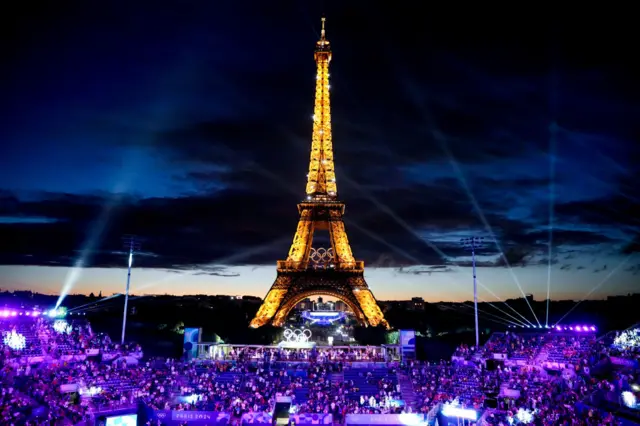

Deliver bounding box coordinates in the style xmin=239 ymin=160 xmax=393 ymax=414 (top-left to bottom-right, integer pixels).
xmin=250 ymin=18 xmax=389 ymax=329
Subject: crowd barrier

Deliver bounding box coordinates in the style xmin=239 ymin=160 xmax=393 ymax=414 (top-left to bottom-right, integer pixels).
xmin=60 ymin=354 xmax=88 ymax=362
xmin=205 ymin=360 xmax=396 ymax=369
xmin=8 ymin=349 xmax=144 ymax=365
xmin=345 ymin=413 xmax=426 ymax=425
xmin=451 ymin=357 xmax=477 ymax=367
xmin=610 ymin=356 xmax=638 ymax=369
xmin=500 ymin=388 xmax=520 ymax=399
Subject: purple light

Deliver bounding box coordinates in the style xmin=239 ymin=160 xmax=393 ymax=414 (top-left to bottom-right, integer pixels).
xmin=10 ymin=311 xmax=16 ymax=317
xmin=590 ymin=326 xmax=596 ymax=331
xmin=25 ymin=312 xmax=30 ymax=316
xmin=1 ymin=310 xmax=8 ymax=317
xmin=556 ymin=326 xmax=562 ymax=331
xmin=569 ymin=327 xmax=573 ymax=330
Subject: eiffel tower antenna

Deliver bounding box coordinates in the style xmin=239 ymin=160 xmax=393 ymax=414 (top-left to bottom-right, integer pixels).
xmin=306 ymin=15 xmax=336 ymax=200
xmin=250 ymin=18 xmax=389 ymax=330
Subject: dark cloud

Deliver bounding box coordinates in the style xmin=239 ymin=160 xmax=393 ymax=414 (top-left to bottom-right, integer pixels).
xmin=553 ymin=171 xmax=640 ymax=254
xmin=524 ymin=229 xmax=614 ymax=247
xmin=1 ymin=2 xmax=636 ymax=279
xmin=0 ymin=175 xmax=622 ymax=271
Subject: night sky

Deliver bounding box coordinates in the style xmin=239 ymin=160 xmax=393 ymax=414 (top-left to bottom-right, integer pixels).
xmin=1 ymin=3 xmax=638 ymax=306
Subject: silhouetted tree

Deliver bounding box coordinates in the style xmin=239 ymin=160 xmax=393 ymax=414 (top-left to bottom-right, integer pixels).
xmin=353 ymin=326 xmax=386 ymax=345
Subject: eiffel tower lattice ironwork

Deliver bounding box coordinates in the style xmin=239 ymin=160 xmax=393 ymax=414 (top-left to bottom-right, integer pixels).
xmin=250 ymin=18 xmax=389 ymax=329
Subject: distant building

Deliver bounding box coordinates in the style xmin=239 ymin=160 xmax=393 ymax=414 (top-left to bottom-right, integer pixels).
xmin=295 ymin=298 xmax=313 ymax=311
xmin=411 ymin=297 xmax=425 ymax=310
xmin=314 ymin=297 xmax=335 ymax=311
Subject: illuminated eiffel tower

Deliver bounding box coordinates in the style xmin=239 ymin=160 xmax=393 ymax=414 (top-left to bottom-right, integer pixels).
xmin=250 ymin=18 xmax=389 ymax=329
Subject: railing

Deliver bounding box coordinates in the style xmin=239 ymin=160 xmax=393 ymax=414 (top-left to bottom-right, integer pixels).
xmin=90 ymin=400 xmax=139 ymax=413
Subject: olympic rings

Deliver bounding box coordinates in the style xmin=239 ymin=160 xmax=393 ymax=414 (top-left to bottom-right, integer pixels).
xmin=309 ymin=247 xmax=335 ymax=265
xmin=283 ymin=328 xmax=313 ymax=343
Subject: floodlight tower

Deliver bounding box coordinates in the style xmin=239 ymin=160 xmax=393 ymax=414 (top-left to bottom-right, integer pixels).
xmin=121 ymin=235 xmax=140 ymax=345
xmin=460 ymin=236 xmax=485 ymax=349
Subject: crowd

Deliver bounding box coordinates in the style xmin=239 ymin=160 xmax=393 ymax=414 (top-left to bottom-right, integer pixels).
xmin=1 ymin=317 xmax=110 ymax=358
xmin=212 ymin=346 xmax=385 ymax=363
xmin=610 ymin=327 xmax=640 ymax=359
xmin=1 ymin=316 xmax=640 ymax=426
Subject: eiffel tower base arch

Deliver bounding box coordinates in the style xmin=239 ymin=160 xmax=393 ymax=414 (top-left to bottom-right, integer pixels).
xmin=250 ymin=269 xmax=389 ymax=329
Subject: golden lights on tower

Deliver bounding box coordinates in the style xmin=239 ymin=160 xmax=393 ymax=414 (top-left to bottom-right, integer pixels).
xmin=249 ymin=18 xmax=389 ymax=330
xmin=306 ymin=17 xmax=337 ymax=199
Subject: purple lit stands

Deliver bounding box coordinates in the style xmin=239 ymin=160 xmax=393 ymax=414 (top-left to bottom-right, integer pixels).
xmin=0 ymin=308 xmax=44 ymax=318
xmin=506 ymin=324 xmax=597 ymax=333
xmin=554 ymin=325 xmax=597 ymax=332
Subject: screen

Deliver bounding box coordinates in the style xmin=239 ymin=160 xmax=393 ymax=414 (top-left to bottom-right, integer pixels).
xmin=106 ymin=414 xmax=137 ymax=426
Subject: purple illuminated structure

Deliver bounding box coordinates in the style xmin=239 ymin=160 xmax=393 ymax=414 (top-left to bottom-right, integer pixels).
xmin=301 ymin=311 xmax=346 ymax=325
xmin=1 ymin=308 xmax=43 ymax=318
xmin=554 ymin=325 xmax=596 ymax=332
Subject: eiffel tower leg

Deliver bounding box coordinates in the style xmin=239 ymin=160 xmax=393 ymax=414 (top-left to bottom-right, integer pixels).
xmin=347 ymin=276 xmax=390 ymax=329
xmin=249 ymin=275 xmax=292 ymax=328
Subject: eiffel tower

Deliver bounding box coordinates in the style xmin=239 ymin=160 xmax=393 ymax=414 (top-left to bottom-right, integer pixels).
xmin=250 ymin=18 xmax=389 ymax=329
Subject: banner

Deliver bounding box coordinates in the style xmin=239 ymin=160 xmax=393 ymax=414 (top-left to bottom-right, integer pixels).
xmin=501 ymin=388 xmax=520 ymax=398
xmin=172 ymin=411 xmax=228 ymax=422
xmin=399 ymin=330 xmax=415 ymax=361
xmin=150 ymin=411 xmax=230 ymax=424
xmin=242 ymin=412 xmax=272 ymax=424
xmin=184 ymin=328 xmax=202 ymax=360
xmin=146 ymin=411 xmax=333 ymax=425
xmin=60 ymin=383 xmax=79 ymax=393
xmin=349 ymin=362 xmax=388 ymax=369
xmin=291 ymin=413 xmax=333 ymax=424
xmin=399 ymin=330 xmax=416 ymax=347
xmin=346 ymin=413 xmax=425 ymax=425
xmin=61 ymin=354 xmax=87 ymax=363
xmin=102 ymin=353 xmax=119 ymax=362
xmin=26 ymin=356 xmax=45 ymax=364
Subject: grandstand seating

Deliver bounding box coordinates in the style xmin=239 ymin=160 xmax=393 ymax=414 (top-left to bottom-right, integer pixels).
xmin=2 ymin=312 xmax=639 ymax=425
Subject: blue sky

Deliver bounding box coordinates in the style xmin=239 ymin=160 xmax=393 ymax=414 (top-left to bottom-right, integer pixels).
xmin=1 ymin=3 xmax=638 ymax=325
